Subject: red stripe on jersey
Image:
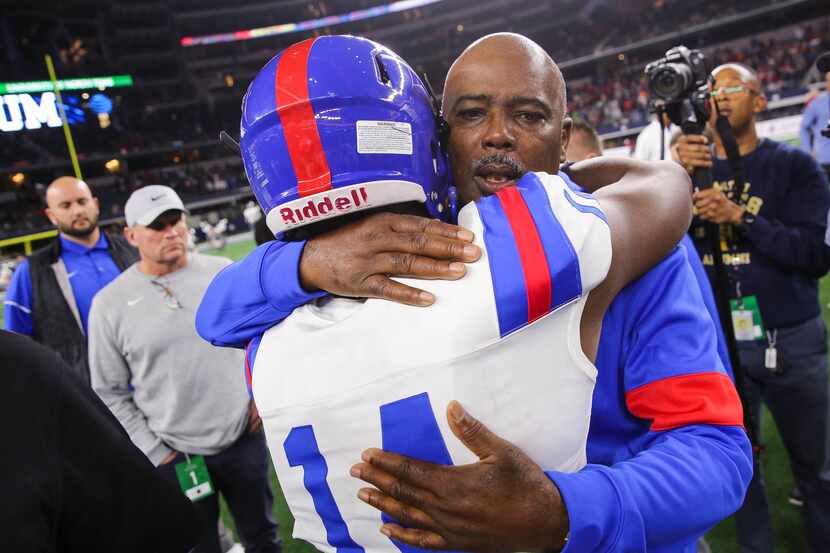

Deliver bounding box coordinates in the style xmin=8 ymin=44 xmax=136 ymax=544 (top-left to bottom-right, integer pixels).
xmin=244 ymin=343 xmax=253 ymax=394
xmin=626 ymin=372 xmax=744 ymax=432
xmin=275 ymin=38 xmax=332 ymax=197
xmin=496 ymin=186 xmax=552 ymax=322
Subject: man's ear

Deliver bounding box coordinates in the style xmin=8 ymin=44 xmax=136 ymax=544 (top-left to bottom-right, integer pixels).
xmin=123 ymin=226 xmax=138 ymax=248
xmin=45 ymin=208 xmax=57 ymax=226
xmin=560 ymin=117 xmax=573 ymax=164
xmin=753 ymin=93 xmax=767 ymax=114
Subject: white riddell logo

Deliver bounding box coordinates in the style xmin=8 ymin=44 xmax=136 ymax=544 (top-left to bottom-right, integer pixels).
xmin=279 ymin=186 xmax=369 ymax=227
xmin=127 ymin=297 xmax=143 ymax=307
xmin=67 ymin=271 xmax=77 ymax=279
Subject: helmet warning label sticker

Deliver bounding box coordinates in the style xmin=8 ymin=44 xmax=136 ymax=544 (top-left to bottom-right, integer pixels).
xmin=356 ymin=121 xmax=413 ymax=155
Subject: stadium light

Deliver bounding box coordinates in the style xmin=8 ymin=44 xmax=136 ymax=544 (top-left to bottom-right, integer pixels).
xmin=105 ymin=159 xmax=121 ymax=174
xmin=180 ymin=0 xmax=444 ymax=47
xmin=10 ymin=173 xmax=25 ymax=186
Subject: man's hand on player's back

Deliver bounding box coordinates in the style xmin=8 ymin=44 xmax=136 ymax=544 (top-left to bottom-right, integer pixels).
xmin=351 ymin=401 xmax=569 ymax=553
xmin=299 ymin=212 xmax=481 ymax=306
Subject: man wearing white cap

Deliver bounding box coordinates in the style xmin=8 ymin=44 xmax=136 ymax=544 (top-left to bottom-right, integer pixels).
xmin=87 ymin=185 xmax=280 ymax=553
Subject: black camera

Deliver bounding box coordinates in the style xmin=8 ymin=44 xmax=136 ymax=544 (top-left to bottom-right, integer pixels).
xmin=645 ymin=46 xmax=709 ymax=106
xmin=644 ymin=45 xmax=712 ymax=136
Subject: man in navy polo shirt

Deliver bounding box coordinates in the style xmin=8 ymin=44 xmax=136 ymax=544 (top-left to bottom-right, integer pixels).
xmin=4 ymin=176 xmax=137 ymax=384
xmin=678 ymin=62 xmax=830 ymax=553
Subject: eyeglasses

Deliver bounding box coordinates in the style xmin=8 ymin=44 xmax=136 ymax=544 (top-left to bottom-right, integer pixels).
xmin=151 ymin=279 xmax=183 ymax=310
xmin=710 ymin=85 xmax=757 ymax=98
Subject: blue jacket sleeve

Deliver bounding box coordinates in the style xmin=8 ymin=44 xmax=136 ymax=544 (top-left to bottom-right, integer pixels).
xmin=548 ymin=425 xmax=751 ymax=552
xmin=800 ymin=99 xmax=818 ymax=155
xmin=546 ymin=247 xmax=753 ymax=552
xmin=739 ymin=149 xmax=830 ymax=277
xmin=3 ymin=259 xmax=34 ymax=335
xmin=195 ymin=240 xmax=325 ymax=348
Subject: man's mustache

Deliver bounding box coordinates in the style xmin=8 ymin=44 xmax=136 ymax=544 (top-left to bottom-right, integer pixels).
xmin=472 ymin=154 xmax=526 ymax=179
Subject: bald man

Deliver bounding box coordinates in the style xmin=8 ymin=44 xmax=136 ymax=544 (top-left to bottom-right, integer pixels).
xmin=3 ymin=177 xmax=137 ymax=384
xmin=678 ymin=63 xmax=830 ymax=553
xmin=197 ymin=33 xmax=751 ymax=552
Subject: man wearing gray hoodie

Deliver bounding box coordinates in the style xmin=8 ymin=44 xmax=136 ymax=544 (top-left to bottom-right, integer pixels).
xmin=87 ymin=185 xmax=280 ymax=553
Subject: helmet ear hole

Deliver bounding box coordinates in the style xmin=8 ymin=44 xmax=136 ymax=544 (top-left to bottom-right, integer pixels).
xmin=375 ymin=55 xmax=392 ymax=85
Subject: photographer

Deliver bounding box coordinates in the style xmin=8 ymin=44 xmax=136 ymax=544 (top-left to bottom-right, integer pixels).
xmin=676 ymin=62 xmax=830 ymax=553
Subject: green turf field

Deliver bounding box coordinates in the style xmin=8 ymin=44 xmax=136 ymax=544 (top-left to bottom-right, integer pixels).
xmin=209 ymin=239 xmax=816 ymax=553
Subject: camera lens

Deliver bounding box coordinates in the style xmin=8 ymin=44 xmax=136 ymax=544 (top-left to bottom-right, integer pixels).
xmin=649 ymin=63 xmax=693 ymax=101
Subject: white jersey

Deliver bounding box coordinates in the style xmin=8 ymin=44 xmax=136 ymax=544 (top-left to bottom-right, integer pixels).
xmin=250 ymin=172 xmax=612 ymax=553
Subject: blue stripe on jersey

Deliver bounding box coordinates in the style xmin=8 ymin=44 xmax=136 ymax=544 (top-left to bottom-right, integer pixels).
xmin=380 ymin=393 xmax=456 ymax=553
xmin=563 ymin=187 xmax=609 ymax=224
xmin=283 ymin=426 xmax=365 ymax=553
xmin=521 ymin=174 xmax=582 ymax=309
xmin=478 ymin=194 xmax=529 ymax=335
xmin=380 ymin=392 xmax=453 ymax=464
xmin=557 ymin=168 xmax=581 ymax=192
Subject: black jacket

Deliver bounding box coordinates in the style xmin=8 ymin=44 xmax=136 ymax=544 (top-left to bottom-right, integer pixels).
xmin=691 ymin=139 xmax=830 ymax=329
xmin=27 ymin=232 xmax=138 ymax=384
xmin=0 ymin=330 xmax=200 ymax=552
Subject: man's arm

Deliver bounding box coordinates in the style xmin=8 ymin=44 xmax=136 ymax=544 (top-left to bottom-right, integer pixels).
xmin=676 ymin=136 xmax=830 ymax=276
xmin=3 ymin=259 xmax=34 ymax=335
xmin=196 ymin=215 xmax=480 ymax=348
xmin=574 ymin=159 xmax=692 ymax=356
xmin=87 ymin=298 xmax=174 ymax=466
xmin=548 ymin=247 xmax=751 ymax=551
xmin=800 ymin=99 xmax=818 ymax=156
xmin=569 ymin=158 xmax=693 ymax=290
xmin=351 ymin=247 xmax=752 ymax=553
xmin=195 ymin=240 xmax=323 ymax=347
xmin=556 ymin=157 xmax=693 ymax=357
xmin=735 ymin=151 xmax=830 ymax=277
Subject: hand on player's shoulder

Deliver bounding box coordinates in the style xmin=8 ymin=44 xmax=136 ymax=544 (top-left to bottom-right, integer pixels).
xmin=299 ymin=212 xmax=480 ymax=306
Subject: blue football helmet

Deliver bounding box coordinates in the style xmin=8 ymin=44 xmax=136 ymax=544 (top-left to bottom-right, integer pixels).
xmin=240 ymin=35 xmax=451 ymax=235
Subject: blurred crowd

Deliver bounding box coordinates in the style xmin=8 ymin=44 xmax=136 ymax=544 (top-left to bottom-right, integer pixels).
xmin=0 ymin=160 xmax=248 ymax=238
xmin=569 ymin=18 xmax=830 ymax=132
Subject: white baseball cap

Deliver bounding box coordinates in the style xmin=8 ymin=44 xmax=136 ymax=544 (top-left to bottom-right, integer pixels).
xmin=124 ymin=185 xmax=188 ymax=227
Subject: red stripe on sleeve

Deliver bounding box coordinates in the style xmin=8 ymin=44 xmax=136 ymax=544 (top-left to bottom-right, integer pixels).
xmin=496 ymin=186 xmax=552 ymax=322
xmin=244 ymin=343 xmax=253 ymax=393
xmin=275 ymin=38 xmax=332 ymax=197
xmin=626 ymin=372 xmax=744 ymax=432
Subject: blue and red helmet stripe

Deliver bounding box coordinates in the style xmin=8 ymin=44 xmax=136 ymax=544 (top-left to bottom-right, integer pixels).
xmin=241 ymin=35 xmax=450 ymax=234
xmin=275 ymin=38 xmax=332 ymax=197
